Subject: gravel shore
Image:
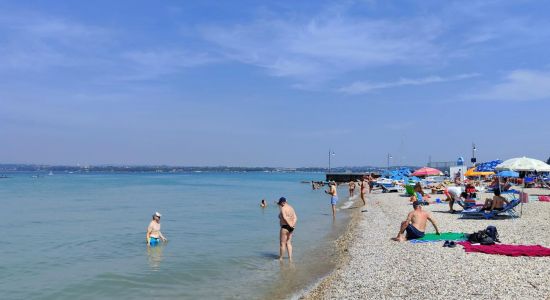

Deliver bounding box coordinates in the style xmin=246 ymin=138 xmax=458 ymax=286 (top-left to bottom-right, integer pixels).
xmin=301 ymin=188 xmax=550 ymax=299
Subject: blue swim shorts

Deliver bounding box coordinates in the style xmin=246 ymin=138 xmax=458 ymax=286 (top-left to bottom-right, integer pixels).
xmin=331 ymin=196 xmax=338 ymax=205
xmin=405 ymin=224 xmax=425 ymax=240
xmin=149 ymin=237 xmax=160 ymax=246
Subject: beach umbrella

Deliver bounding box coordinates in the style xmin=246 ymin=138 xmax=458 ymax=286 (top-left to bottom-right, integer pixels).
xmin=495 ymin=157 xmax=550 ymax=172
xmin=465 ymin=167 xmax=494 ymax=177
xmin=497 ymin=170 xmax=519 ymax=178
xmin=475 ymin=160 xmax=502 ymax=172
xmin=495 ymin=157 xmax=550 ymax=217
xmin=412 ymin=167 xmax=443 ymax=176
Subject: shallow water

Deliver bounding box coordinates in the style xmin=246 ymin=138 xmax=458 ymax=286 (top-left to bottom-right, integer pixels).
xmin=1 ymin=172 xmax=352 ymax=299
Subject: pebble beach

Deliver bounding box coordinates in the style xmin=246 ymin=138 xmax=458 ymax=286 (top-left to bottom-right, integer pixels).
xmin=302 ymin=188 xmax=550 ymax=299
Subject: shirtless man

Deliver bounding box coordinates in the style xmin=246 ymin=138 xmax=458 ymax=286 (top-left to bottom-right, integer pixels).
xmin=348 ymin=181 xmax=356 ymax=198
xmin=278 ymin=197 xmax=297 ymax=261
xmin=482 ymin=189 xmax=510 ymax=211
xmin=368 ymin=174 xmax=375 ymax=193
xmin=359 ymin=178 xmax=367 ymax=206
xmin=325 ymin=181 xmax=338 ymax=218
xmin=392 ymin=201 xmax=440 ymax=242
xmin=146 ymin=212 xmax=167 ymax=246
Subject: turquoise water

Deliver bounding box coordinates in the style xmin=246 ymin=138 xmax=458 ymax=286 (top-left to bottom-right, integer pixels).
xmin=1 ymin=172 xmax=353 ymax=299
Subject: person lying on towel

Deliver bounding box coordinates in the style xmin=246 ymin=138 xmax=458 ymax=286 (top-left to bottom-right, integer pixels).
xmin=392 ymin=201 xmax=441 ymax=242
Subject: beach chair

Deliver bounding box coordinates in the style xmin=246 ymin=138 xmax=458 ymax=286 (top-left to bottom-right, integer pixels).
xmin=460 ymin=199 xmax=521 ymax=219
xmin=405 ymin=184 xmax=415 ymax=196
xmin=380 ymin=184 xmax=405 ymax=193
xmin=413 ymin=192 xmax=429 ymax=205
xmin=455 ymin=198 xmax=480 ymax=210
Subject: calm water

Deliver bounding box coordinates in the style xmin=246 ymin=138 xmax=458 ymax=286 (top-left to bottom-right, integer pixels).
xmin=1 ymin=172 xmax=354 ymax=299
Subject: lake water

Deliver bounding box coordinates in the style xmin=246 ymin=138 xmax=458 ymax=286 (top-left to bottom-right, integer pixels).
xmin=1 ymin=172 xmax=354 ymax=299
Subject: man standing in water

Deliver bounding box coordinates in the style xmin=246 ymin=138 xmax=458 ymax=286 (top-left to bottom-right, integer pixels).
xmin=146 ymin=212 xmax=167 ymax=246
xmin=325 ymin=181 xmax=338 ymax=218
xmin=278 ymin=197 xmax=297 ymax=261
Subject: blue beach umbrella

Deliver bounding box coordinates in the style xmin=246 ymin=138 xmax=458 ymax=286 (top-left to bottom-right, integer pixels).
xmin=497 ymin=170 xmax=519 ymax=178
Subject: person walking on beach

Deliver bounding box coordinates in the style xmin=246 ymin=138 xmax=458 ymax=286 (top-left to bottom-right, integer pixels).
xmin=146 ymin=212 xmax=167 ymax=246
xmin=392 ymin=201 xmax=440 ymax=242
xmin=277 ymin=197 xmax=297 ymax=261
xmin=348 ymin=181 xmax=356 ymax=198
xmin=325 ymin=181 xmax=338 ymax=218
xmin=360 ymin=177 xmax=367 ymax=207
xmin=368 ymin=174 xmax=375 ymax=193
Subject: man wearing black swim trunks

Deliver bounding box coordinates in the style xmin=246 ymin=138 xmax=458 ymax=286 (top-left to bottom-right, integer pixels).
xmin=392 ymin=201 xmax=440 ymax=242
xmin=278 ymin=197 xmax=297 ymax=261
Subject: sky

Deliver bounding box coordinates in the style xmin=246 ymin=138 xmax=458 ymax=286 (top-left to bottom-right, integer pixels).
xmin=1 ymin=0 xmax=550 ymax=167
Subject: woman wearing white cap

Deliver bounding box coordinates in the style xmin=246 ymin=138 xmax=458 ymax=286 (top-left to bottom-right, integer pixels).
xmin=146 ymin=212 xmax=167 ymax=246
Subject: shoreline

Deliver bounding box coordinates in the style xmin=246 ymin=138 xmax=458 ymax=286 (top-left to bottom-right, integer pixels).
xmin=263 ymin=193 xmax=364 ymax=300
xmin=301 ymin=188 xmax=550 ymax=299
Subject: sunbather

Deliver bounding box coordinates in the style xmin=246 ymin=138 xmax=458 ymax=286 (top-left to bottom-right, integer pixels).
xmin=392 ymin=201 xmax=441 ymax=242
xmin=481 ymin=189 xmax=510 ymax=211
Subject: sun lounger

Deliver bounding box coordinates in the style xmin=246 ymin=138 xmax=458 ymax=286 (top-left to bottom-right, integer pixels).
xmin=460 ymin=199 xmax=521 ymax=219
xmin=380 ymin=184 xmax=405 ymax=193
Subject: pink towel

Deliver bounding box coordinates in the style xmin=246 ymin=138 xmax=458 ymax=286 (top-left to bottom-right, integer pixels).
xmin=539 ymin=195 xmax=550 ymax=202
xmin=457 ymin=242 xmax=550 ymax=257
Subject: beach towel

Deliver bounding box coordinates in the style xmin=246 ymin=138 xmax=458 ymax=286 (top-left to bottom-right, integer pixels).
xmin=457 ymin=242 xmax=550 ymax=257
xmin=538 ymin=195 xmax=550 ymax=202
xmin=410 ymin=232 xmax=466 ymax=243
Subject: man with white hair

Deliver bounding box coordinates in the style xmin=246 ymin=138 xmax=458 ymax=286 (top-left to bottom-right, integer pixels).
xmin=146 ymin=212 xmax=167 ymax=246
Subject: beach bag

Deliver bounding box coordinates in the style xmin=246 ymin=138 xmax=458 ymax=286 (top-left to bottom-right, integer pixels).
xmin=485 ymin=226 xmax=500 ymax=243
xmin=467 ymin=230 xmax=495 ymax=245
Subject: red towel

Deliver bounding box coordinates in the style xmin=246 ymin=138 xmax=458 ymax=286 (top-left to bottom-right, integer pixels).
xmin=457 ymin=242 xmax=550 ymax=257
xmin=539 ymin=195 xmax=550 ymax=202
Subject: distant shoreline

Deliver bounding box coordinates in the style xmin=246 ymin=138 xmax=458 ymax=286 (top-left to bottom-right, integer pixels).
xmin=0 ymin=164 xmax=416 ymax=174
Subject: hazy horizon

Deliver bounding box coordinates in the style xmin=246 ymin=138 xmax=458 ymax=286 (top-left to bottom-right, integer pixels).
xmin=2 ymin=1 xmax=549 ymax=167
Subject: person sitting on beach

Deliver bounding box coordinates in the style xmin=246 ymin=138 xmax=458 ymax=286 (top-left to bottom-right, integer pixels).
xmin=487 ymin=177 xmax=500 ymax=190
xmin=146 ymin=212 xmax=167 ymax=246
xmin=410 ymin=183 xmax=428 ymax=203
xmin=348 ymin=181 xmax=356 ymax=198
xmin=325 ymin=181 xmax=338 ymax=218
xmin=260 ymin=199 xmax=267 ymax=208
xmin=277 ymin=197 xmax=297 ymax=261
xmin=481 ymin=189 xmax=510 ymax=211
xmin=392 ymin=201 xmax=440 ymax=242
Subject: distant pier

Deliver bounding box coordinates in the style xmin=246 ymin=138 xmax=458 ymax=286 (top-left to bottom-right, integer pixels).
xmin=326 ymin=173 xmax=378 ymax=182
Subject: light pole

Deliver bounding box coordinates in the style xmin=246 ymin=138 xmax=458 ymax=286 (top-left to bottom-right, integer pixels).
xmin=328 ymin=149 xmax=335 ymax=173
xmin=387 ymin=153 xmax=392 ymax=170
xmin=471 ymin=143 xmax=477 ymax=167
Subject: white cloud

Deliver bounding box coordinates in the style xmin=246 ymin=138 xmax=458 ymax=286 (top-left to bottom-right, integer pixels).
xmin=468 ymin=70 xmax=550 ymax=102
xmin=0 ymin=13 xmax=111 ymax=71
xmin=199 ymin=16 xmax=442 ymax=84
xmin=339 ymin=73 xmax=479 ymax=94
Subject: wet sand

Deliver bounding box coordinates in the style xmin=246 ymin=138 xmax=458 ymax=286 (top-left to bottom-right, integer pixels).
xmin=301 ymin=187 xmax=550 ymax=299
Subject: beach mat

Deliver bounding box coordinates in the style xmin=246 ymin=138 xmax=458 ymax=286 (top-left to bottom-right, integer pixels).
xmin=410 ymin=232 xmax=466 ymax=243
xmin=458 ymin=242 xmax=550 ymax=257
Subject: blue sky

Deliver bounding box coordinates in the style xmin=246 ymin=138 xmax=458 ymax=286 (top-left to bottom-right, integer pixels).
xmin=1 ymin=0 xmax=549 ymax=167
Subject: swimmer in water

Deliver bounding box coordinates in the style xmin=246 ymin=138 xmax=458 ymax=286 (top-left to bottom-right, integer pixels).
xmin=260 ymin=199 xmax=267 ymax=208
xmin=146 ymin=212 xmax=167 ymax=246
